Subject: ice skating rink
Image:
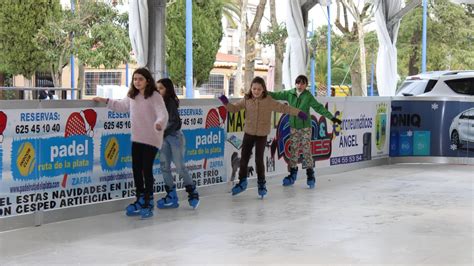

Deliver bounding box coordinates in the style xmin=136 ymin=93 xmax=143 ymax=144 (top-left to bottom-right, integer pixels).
xmin=1 ymin=163 xmax=473 ymax=265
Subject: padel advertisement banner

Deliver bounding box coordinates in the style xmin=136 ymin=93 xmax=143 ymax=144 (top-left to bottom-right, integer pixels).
xmin=0 ymin=105 xmax=226 ymax=217
xmin=390 ymin=100 xmax=474 ymax=157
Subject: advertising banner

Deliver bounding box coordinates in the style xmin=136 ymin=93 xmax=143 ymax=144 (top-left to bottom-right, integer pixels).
xmin=0 ymin=104 xmax=226 ymax=217
xmin=0 ymin=99 xmax=389 ymax=218
xmin=390 ymin=100 xmax=474 ymax=157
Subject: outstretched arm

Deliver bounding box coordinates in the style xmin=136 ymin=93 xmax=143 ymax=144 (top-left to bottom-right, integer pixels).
xmin=310 ymin=97 xmax=334 ymax=120
xmin=267 ymin=90 xmax=289 ymax=101
xmin=268 ymin=97 xmax=300 ymax=116
xmin=219 ymin=96 xmax=246 ymax=113
xmin=93 ymin=96 xmax=130 ymax=113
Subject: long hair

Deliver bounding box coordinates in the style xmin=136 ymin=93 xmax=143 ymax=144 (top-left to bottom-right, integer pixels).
xmin=157 ymin=78 xmax=179 ymax=107
xmin=244 ymin=76 xmax=268 ymax=99
xmin=127 ymin=68 xmax=156 ymax=99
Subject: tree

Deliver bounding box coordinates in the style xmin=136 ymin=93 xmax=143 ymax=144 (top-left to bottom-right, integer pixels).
xmin=235 ymin=0 xmax=247 ymax=95
xmin=35 ymin=1 xmax=130 ymax=88
xmin=310 ymin=26 xmax=350 ymax=94
xmin=259 ymin=0 xmax=287 ymax=91
xmin=309 ymin=25 xmax=377 ymax=95
xmin=243 ymin=0 xmax=267 ymax=91
xmin=34 ymin=10 xmax=74 ymax=87
xmin=397 ymin=0 xmax=474 ymax=77
xmin=335 ymin=0 xmax=375 ymax=96
xmin=166 ymin=0 xmax=224 ymax=87
xmin=73 ymin=1 xmax=131 ymax=91
xmin=222 ymin=0 xmax=240 ymax=29
xmin=0 ymin=0 xmax=61 ymax=81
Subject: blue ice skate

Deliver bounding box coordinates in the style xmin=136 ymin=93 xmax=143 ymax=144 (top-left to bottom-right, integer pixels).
xmin=257 ymin=181 xmax=267 ymax=199
xmin=125 ymin=195 xmax=145 ymax=216
xmin=157 ymin=186 xmax=179 ymax=209
xmin=282 ymin=167 xmax=298 ymax=186
xmin=231 ymin=178 xmax=248 ymax=196
xmin=306 ymin=168 xmax=316 ymax=189
xmin=185 ymin=185 xmax=200 ymax=209
xmin=140 ymin=204 xmax=154 ymax=219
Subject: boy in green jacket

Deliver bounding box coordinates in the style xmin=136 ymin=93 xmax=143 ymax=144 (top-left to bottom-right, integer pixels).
xmin=269 ymin=75 xmax=342 ymax=188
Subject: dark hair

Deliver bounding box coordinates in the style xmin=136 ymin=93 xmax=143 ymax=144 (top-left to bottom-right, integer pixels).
xmin=127 ymin=68 xmax=156 ymax=99
xmin=295 ymin=75 xmax=308 ymax=85
xmin=157 ymin=78 xmax=179 ymax=107
xmin=245 ymin=76 xmax=268 ymax=99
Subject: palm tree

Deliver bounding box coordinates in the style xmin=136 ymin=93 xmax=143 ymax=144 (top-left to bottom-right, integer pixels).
xmin=221 ymin=0 xmax=240 ymax=29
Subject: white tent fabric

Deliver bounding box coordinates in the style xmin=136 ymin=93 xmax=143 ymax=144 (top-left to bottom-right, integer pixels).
xmin=129 ymin=0 xmax=149 ymax=67
xmin=375 ymin=0 xmax=402 ymax=96
xmin=450 ymin=0 xmax=474 ymax=4
xmin=283 ymin=0 xmax=309 ymax=90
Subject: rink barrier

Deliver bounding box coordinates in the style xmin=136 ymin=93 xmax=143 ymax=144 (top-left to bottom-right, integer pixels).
xmin=1 ymin=96 xmax=473 ymax=231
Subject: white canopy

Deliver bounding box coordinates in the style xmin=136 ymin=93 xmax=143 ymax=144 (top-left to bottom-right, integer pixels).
xmin=375 ymin=0 xmax=402 ymax=96
xmin=129 ymin=0 xmax=149 ymax=67
xmin=283 ymin=0 xmax=309 ymax=90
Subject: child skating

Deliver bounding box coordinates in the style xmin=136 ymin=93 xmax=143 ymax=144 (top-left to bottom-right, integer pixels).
xmin=93 ymin=68 xmax=168 ymax=218
xmin=269 ymin=75 xmax=342 ymax=188
xmin=218 ymin=76 xmax=307 ymax=198
xmin=156 ymin=78 xmax=199 ymax=209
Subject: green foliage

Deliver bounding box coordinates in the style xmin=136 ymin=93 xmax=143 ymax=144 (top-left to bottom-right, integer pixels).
xmin=221 ymin=0 xmax=240 ymax=29
xmin=34 ymin=10 xmax=75 ymax=75
xmin=0 ymin=0 xmax=61 ymax=77
xmin=73 ymin=2 xmax=131 ymax=68
xmin=397 ymin=0 xmax=474 ymax=77
xmin=308 ymin=26 xmax=377 ymax=89
xmin=166 ymin=0 xmax=223 ymax=87
xmin=310 ymin=26 xmax=350 ymax=86
xmin=259 ymin=23 xmax=287 ymax=47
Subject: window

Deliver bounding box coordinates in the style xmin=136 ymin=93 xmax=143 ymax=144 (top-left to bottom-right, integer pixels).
xmin=85 ymin=72 xmax=122 ymax=95
xmin=445 ymin=78 xmax=474 ymax=95
xmin=229 ymin=75 xmax=235 ymax=96
xmin=199 ymin=74 xmax=224 ymax=96
xmin=35 ymin=72 xmax=54 ymax=87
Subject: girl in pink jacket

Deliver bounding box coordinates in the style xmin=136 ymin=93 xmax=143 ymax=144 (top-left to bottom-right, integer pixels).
xmin=93 ymin=68 xmax=168 ymax=219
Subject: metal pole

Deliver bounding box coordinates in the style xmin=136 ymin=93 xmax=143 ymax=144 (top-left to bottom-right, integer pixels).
xmin=421 ymin=0 xmax=427 ymax=73
xmin=370 ymin=53 xmax=375 ymax=96
xmin=311 ymin=58 xmax=315 ymax=95
xmin=310 ymin=20 xmax=316 ymax=96
xmin=125 ymin=62 xmax=129 ymax=86
xmin=70 ymin=0 xmax=75 ymax=99
xmin=185 ymin=0 xmax=194 ymax=98
xmin=327 ymin=4 xmax=332 ymax=97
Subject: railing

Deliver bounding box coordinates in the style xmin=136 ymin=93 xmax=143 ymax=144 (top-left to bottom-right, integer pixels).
xmin=0 ymin=87 xmax=83 ymax=100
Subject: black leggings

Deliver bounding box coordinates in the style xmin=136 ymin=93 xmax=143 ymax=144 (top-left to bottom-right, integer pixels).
xmin=238 ymin=133 xmax=267 ymax=182
xmin=132 ymin=142 xmax=158 ymax=198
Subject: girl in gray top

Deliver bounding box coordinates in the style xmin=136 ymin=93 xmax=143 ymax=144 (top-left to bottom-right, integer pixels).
xmin=156 ymin=78 xmax=199 ymax=209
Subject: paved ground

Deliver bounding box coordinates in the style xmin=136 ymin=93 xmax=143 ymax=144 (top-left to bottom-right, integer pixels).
xmin=0 ymin=164 xmax=473 ymax=265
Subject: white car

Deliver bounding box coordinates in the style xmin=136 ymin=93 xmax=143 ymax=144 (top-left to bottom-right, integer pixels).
xmin=449 ymin=108 xmax=474 ymax=148
xmin=396 ymin=70 xmax=474 ymax=97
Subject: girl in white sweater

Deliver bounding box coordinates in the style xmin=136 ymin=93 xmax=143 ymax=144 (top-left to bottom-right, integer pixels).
xmin=93 ymin=68 xmax=168 ymax=219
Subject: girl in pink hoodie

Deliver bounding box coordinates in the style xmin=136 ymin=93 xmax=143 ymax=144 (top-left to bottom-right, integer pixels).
xmin=93 ymin=68 xmax=168 ymax=219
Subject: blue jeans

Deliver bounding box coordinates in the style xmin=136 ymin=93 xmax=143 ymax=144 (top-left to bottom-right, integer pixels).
xmin=160 ymin=131 xmax=193 ymax=188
